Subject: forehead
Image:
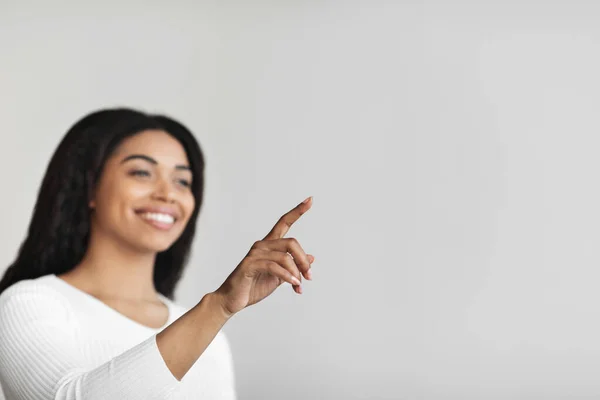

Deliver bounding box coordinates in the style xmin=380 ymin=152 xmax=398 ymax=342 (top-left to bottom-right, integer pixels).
xmin=113 ymin=130 xmax=190 ymax=165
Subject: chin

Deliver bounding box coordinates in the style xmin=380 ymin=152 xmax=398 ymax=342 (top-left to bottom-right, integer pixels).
xmin=131 ymin=237 xmax=178 ymax=253
xmin=124 ymin=226 xmax=184 ymax=253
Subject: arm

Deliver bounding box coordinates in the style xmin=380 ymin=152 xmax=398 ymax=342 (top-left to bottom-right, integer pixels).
xmin=156 ymin=292 xmax=230 ymax=380
xmin=0 ymin=283 xmax=229 ymax=400
xmin=0 ymin=197 xmax=313 ymax=400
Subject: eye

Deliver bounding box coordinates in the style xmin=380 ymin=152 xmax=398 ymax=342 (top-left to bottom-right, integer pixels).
xmin=129 ymin=169 xmax=151 ymax=177
xmin=177 ymin=179 xmax=191 ymax=188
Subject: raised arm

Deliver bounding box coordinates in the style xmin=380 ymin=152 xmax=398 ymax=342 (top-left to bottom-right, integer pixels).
xmin=0 ymin=197 xmax=314 ymax=399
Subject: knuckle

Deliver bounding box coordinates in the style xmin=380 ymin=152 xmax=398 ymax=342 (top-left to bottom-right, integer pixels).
xmin=251 ymin=240 xmax=262 ymax=249
xmin=280 ymin=252 xmax=293 ymax=264
xmin=288 ymin=256 xmax=297 ymax=267
xmin=266 ymin=261 xmax=279 ymax=272
xmin=274 ymin=252 xmax=285 ymax=263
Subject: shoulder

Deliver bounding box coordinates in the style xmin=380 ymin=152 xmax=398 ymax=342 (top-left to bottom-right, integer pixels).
xmin=0 ymin=275 xmax=74 ymax=322
xmin=0 ymin=274 xmax=68 ymax=303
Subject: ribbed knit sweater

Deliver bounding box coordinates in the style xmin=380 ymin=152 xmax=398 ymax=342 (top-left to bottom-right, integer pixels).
xmin=0 ymin=274 xmax=236 ymax=399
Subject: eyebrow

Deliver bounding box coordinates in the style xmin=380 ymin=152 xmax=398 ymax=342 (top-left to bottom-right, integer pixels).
xmin=120 ymin=154 xmax=191 ymax=171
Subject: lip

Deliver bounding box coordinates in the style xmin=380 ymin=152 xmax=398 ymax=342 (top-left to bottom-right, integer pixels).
xmin=134 ymin=206 xmax=181 ymax=220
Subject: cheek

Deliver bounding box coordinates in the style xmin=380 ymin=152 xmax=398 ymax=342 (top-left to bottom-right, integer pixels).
xmin=119 ymin=179 xmax=153 ymax=200
xmin=181 ymin=193 xmax=196 ymax=222
xmin=98 ymin=180 xmax=151 ymax=218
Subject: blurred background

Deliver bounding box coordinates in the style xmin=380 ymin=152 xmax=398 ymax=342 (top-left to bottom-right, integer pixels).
xmin=2 ymin=1 xmax=600 ymax=399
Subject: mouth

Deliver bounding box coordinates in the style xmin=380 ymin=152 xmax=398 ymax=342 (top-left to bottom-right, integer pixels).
xmin=135 ymin=208 xmax=179 ymax=231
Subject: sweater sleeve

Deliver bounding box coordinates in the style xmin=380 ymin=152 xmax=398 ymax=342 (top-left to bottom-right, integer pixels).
xmin=0 ymin=282 xmax=181 ymax=400
xmin=216 ymin=332 xmax=237 ymax=400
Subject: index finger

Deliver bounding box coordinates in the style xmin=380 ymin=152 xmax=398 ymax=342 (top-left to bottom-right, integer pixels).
xmin=263 ymin=196 xmax=313 ymax=240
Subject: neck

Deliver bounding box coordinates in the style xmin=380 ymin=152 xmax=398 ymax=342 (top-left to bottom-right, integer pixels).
xmin=67 ymin=230 xmax=159 ymax=302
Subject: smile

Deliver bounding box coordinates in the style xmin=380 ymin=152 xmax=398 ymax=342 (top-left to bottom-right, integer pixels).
xmin=138 ymin=212 xmax=176 ymax=230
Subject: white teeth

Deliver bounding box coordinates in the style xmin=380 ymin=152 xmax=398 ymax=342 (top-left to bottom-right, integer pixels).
xmin=140 ymin=213 xmax=175 ymax=224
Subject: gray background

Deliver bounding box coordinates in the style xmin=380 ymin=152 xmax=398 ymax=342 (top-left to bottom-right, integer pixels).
xmin=2 ymin=1 xmax=600 ymax=399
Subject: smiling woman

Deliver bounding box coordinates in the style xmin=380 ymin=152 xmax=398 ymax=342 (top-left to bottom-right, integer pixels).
xmin=0 ymin=108 xmax=315 ymax=400
xmin=0 ymin=108 xmax=235 ymax=399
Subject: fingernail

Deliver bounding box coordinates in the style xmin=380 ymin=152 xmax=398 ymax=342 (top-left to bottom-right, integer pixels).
xmin=306 ymin=269 xmax=313 ymax=280
xmin=291 ymin=276 xmax=301 ymax=285
xmin=302 ymin=196 xmax=312 ymax=204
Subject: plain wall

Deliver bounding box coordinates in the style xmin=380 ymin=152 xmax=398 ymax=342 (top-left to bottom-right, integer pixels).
xmin=2 ymin=1 xmax=600 ymax=399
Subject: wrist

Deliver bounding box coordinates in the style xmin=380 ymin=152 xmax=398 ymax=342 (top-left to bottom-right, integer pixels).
xmin=205 ymin=291 xmax=235 ymax=322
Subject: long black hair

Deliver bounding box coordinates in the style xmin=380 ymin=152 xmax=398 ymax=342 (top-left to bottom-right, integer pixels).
xmin=0 ymin=108 xmax=205 ymax=299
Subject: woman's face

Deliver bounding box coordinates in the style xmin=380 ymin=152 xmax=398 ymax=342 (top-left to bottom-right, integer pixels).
xmin=90 ymin=130 xmax=196 ymax=253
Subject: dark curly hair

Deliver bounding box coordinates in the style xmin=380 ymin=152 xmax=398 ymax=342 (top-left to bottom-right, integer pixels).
xmin=0 ymin=108 xmax=205 ymax=299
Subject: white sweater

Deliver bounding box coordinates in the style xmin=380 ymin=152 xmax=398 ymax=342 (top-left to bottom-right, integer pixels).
xmin=0 ymin=274 xmax=236 ymax=399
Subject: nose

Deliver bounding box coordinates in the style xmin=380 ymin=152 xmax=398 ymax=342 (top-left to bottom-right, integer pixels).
xmin=151 ymin=178 xmax=176 ymax=203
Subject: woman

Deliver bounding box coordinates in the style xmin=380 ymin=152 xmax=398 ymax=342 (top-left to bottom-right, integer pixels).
xmin=0 ymin=108 xmax=314 ymax=399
